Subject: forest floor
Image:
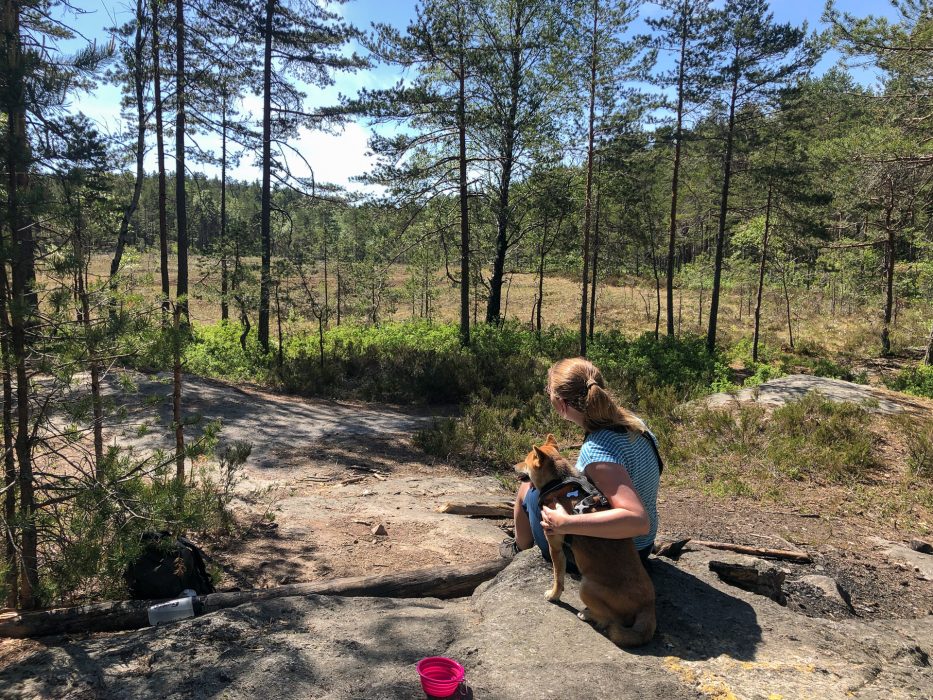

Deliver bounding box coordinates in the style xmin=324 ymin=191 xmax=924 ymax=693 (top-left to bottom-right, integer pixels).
xmin=2 ymin=373 xmax=932 ymax=698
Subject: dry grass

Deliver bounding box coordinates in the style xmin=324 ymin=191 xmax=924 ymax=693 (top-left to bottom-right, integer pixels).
xmin=659 ymin=398 xmax=933 ymax=534
xmin=89 ymin=252 xmax=929 ymax=360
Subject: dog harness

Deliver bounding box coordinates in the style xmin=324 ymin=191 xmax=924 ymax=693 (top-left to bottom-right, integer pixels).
xmin=537 ymin=475 xmax=609 ymax=515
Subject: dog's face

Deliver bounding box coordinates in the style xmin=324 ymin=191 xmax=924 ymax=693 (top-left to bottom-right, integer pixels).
xmin=515 ymin=434 xmax=567 ymax=491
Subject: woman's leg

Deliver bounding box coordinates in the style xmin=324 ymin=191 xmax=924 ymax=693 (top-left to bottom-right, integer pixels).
xmin=518 ymin=485 xmax=552 ymax=560
xmin=512 ymin=484 xmax=583 ymax=573
xmin=513 ymin=482 xmax=535 ymax=551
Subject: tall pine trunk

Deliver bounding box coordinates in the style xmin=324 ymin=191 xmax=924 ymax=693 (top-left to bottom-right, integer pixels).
xmin=258 ymin=0 xmax=274 ymax=352
xmin=153 ymin=0 xmax=170 ymax=313
xmin=923 ymin=323 xmax=932 ymax=365
xmin=322 ymin=215 xmax=329 ymax=325
xmin=486 ymin=37 xmax=521 ymax=324
xmin=73 ymin=209 xmax=104 ymax=474
xmin=173 ymin=305 xmax=185 ymax=483
xmin=881 ymin=181 xmax=896 ymax=356
xmin=666 ymin=1 xmax=688 ymax=337
xmin=781 ymin=264 xmax=794 ymax=350
xmin=580 ymin=1 xmax=599 ymax=358
xmin=752 ymin=181 xmax=773 ymax=363
xmin=707 ymin=58 xmax=739 ymax=354
xmin=588 ymin=191 xmax=601 ymax=339
xmin=220 ymin=88 xmax=229 ymax=321
xmin=174 ymin=0 xmax=188 ymax=321
xmin=0 ymin=262 xmax=17 ymax=607
xmin=536 ymin=242 xmax=545 ymax=333
xmin=110 ymin=0 xmax=147 ymax=310
xmin=3 ymin=0 xmax=38 ymax=608
xmin=457 ymin=27 xmax=470 ymax=346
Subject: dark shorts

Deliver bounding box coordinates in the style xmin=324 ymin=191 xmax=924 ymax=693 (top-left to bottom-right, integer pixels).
xmin=521 ymin=486 xmax=653 ymax=571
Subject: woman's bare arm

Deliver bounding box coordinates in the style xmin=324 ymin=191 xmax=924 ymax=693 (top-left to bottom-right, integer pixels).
xmin=540 ymin=461 xmax=649 ymax=539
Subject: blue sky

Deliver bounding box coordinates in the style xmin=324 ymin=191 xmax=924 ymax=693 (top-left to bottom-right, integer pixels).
xmin=61 ymin=0 xmax=898 ymax=190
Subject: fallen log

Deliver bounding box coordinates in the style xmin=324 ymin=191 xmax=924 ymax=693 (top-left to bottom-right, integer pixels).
xmin=653 ymin=538 xmax=691 ymax=559
xmin=0 ymin=559 xmax=508 ymax=639
xmin=437 ymin=501 xmax=513 ymax=518
xmin=692 ymin=540 xmax=811 ymax=563
xmin=709 ymin=560 xmax=786 ymax=604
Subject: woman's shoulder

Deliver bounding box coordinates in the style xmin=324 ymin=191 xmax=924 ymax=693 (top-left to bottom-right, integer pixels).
xmin=578 ymin=429 xmax=628 ymax=463
xmin=585 ymin=427 xmax=642 ymax=447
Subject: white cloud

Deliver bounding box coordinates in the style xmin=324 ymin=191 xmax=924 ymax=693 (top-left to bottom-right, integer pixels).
xmin=229 ymin=120 xmax=379 ymax=193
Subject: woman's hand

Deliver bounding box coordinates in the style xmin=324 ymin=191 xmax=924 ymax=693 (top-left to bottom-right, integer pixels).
xmin=540 ymin=503 xmax=571 ymax=535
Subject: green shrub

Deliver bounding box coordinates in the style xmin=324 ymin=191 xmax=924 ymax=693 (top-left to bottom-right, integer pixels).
xmin=416 ymin=394 xmax=572 ymax=471
xmin=886 ymin=364 xmax=933 ymax=399
xmin=30 ymin=441 xmax=245 ymax=606
xmin=414 ymin=417 xmax=468 ymax=460
xmin=183 ymin=321 xmax=721 ymax=409
xmin=726 ymin=336 xmax=776 ymax=365
xmin=185 ymin=321 xmax=272 ymax=382
xmin=181 ymin=320 xmax=727 ymax=475
xmin=743 ymin=362 xmax=783 ymax=387
xmin=709 ymin=361 xmax=740 ymax=393
xmin=767 ymin=392 xmax=877 ymax=483
xmin=589 ymin=332 xmax=718 ymax=402
xmin=809 ymin=357 xmax=856 ymax=382
xmin=794 ymin=338 xmax=828 ymax=358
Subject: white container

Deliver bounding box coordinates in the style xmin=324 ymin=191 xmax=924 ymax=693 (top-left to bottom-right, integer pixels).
xmin=148 ymin=596 xmax=195 ymax=626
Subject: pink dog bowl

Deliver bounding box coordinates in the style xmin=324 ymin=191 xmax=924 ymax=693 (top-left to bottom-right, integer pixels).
xmin=416 ymin=656 xmax=465 ymax=698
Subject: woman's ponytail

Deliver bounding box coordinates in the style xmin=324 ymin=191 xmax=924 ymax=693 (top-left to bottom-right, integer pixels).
xmin=549 ymin=358 xmax=645 ymax=436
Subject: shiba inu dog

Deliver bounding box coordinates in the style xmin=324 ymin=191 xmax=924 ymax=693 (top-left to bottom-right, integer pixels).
xmin=515 ymin=434 xmax=656 ymax=647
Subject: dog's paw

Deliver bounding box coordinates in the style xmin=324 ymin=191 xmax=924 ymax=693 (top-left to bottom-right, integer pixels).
xmin=577 ymin=608 xmax=593 ymax=622
xmin=544 ymin=587 xmax=563 ymax=602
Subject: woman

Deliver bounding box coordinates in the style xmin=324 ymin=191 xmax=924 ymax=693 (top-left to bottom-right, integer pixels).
xmin=504 ymin=357 xmax=661 ymax=566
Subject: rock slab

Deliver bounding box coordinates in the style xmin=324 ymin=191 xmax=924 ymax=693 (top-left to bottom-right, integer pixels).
xmin=2 ymin=549 xmax=932 ymax=699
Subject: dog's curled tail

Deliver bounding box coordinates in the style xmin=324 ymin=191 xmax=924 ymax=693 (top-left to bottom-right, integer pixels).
xmin=607 ymin=607 xmax=656 ymax=648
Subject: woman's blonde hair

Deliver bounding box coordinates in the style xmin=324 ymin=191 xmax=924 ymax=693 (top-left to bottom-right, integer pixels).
xmin=547 ymin=357 xmax=645 ymax=435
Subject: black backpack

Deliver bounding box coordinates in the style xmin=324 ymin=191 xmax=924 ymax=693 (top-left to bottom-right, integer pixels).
xmin=125 ymin=531 xmax=216 ymax=600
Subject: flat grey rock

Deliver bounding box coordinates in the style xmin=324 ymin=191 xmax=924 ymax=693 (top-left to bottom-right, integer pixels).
xmin=2 ymin=549 xmax=932 ymax=699
xmin=703 ymin=374 xmax=933 ymax=416
xmin=882 ymin=544 xmax=933 ymax=582
xmin=0 ymin=596 xmax=470 ymax=700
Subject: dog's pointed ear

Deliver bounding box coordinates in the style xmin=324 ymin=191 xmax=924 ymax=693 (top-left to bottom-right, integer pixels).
xmin=544 ymin=434 xmax=558 ymax=448
xmin=532 ymin=445 xmax=546 ymax=461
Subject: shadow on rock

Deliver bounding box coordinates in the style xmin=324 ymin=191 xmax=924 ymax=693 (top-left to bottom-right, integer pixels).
xmin=638 ymin=559 xmax=762 ymax=662
xmin=0 ymin=595 xmax=468 ymax=700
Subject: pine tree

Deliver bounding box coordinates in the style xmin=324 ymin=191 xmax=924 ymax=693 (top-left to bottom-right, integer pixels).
xmin=108 ymin=0 xmax=150 ymax=305
xmin=175 ymin=0 xmax=190 ymax=322
xmin=705 ymin=0 xmax=815 ymax=354
xmin=218 ymin=0 xmax=364 ymax=353
xmin=473 ymin=0 xmax=563 ymax=324
xmin=152 ymin=0 xmax=171 ymax=313
xmin=0 ymin=0 xmax=109 ymax=608
xmin=562 ymin=0 xmax=652 ymax=356
xmin=186 ymin=3 xmax=254 ymax=322
xmin=355 ymin=0 xmax=479 ymax=346
xmin=647 ymin=0 xmax=718 ymax=337
xmin=827 ymin=0 xmax=932 ymax=356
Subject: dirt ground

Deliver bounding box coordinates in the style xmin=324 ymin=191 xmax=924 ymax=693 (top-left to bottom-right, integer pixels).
xmin=205 ymin=432 xmax=511 ymax=590
xmin=93 ymin=372 xmax=512 ymax=590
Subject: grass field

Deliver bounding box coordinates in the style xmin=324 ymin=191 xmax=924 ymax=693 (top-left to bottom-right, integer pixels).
xmin=96 ymin=252 xmax=931 ymax=363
